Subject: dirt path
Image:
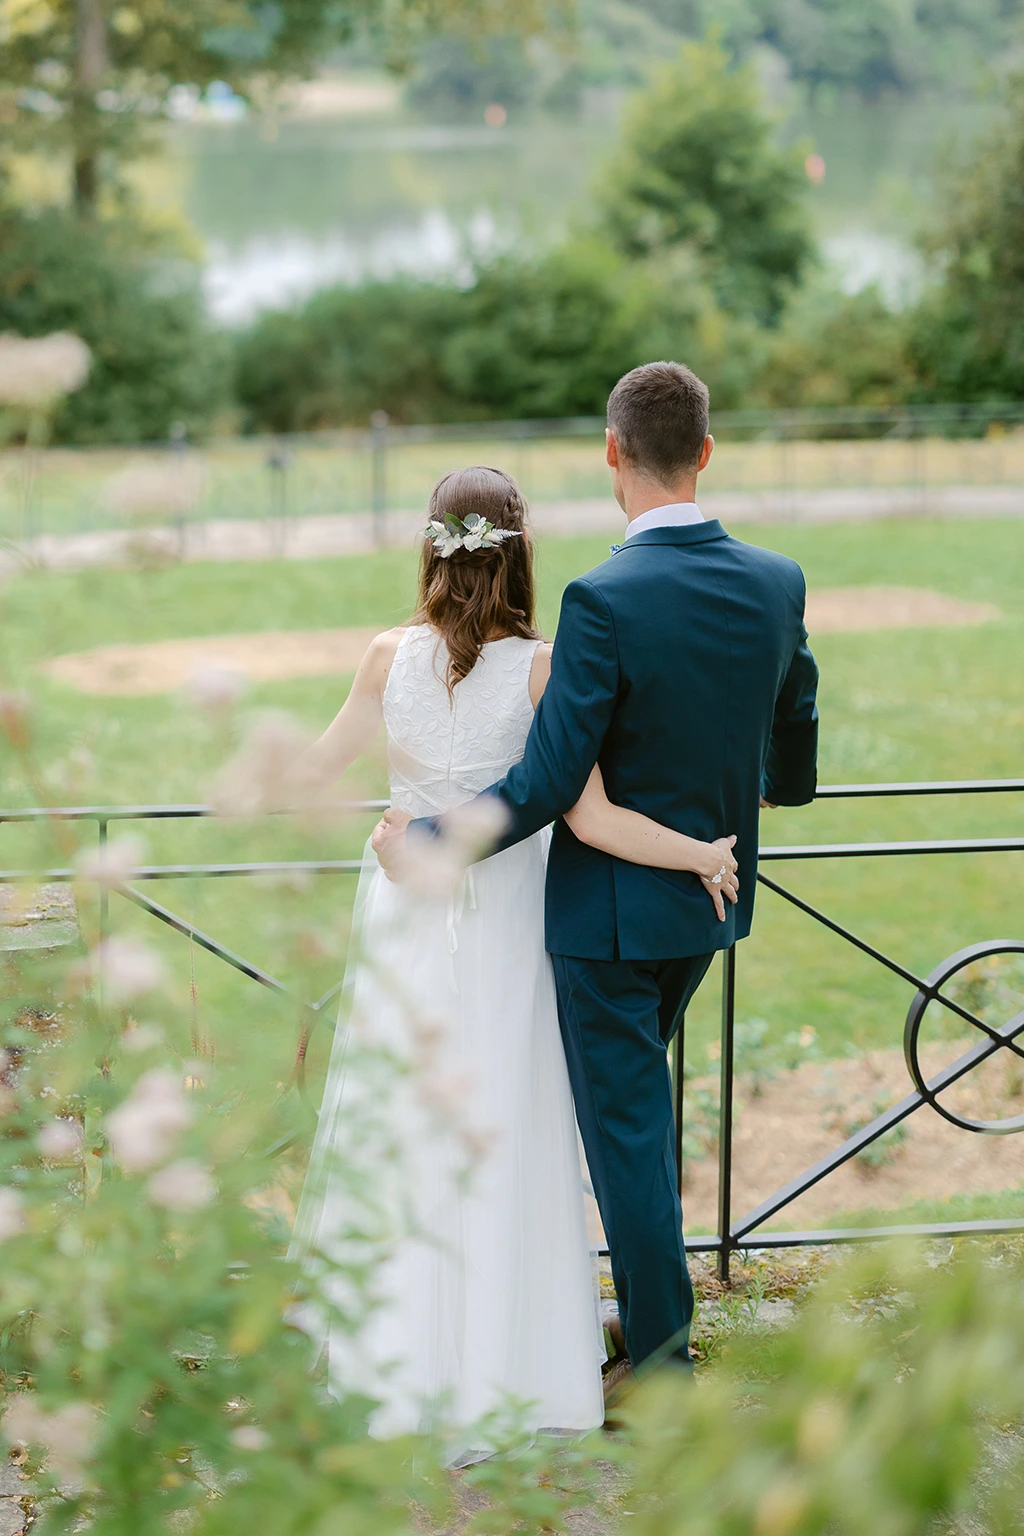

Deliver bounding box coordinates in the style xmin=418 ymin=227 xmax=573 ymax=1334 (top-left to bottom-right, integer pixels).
xmin=5 ymin=485 xmax=1024 ymax=579
xmin=40 ymin=587 xmax=999 ymax=695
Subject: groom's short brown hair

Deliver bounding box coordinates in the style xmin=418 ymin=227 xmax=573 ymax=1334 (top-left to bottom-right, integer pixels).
xmin=607 ymin=362 xmax=710 ymax=483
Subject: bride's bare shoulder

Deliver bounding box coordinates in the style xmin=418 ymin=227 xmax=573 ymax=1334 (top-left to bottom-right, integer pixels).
xmin=366 ymin=625 xmax=408 ymax=660
xmin=358 ymin=626 xmax=408 ymax=689
xmin=528 ymin=640 xmax=554 ymax=707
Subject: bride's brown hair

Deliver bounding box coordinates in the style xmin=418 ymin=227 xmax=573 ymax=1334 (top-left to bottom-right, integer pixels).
xmin=412 ymin=465 xmax=539 ymax=693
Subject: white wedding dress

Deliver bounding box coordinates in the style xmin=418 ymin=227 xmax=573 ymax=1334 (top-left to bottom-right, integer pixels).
xmin=295 ymin=625 xmax=604 ymax=1459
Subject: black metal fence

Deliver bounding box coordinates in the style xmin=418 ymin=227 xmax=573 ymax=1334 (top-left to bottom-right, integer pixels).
xmin=3 ymin=778 xmax=1023 ymax=1281
xmin=6 ymin=400 xmax=1024 ymax=551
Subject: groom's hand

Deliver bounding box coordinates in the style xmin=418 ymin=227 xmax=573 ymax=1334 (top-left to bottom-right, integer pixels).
xmin=760 ymin=796 xmax=777 ymax=810
xmin=371 ymin=807 xmax=412 ymax=879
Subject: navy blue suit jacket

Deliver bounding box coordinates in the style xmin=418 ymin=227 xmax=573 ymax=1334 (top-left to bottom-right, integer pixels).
xmin=480 ymin=520 xmax=818 ymax=961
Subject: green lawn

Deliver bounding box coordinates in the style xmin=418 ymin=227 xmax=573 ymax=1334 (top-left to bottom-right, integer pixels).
xmin=2 ymin=516 xmax=1023 ymax=1170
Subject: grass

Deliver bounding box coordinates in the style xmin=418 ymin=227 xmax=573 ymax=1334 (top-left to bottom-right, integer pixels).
xmin=2 ymin=514 xmax=1024 ymax=1204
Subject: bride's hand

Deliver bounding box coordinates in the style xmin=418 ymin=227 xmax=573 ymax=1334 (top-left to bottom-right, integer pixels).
xmin=698 ymin=835 xmax=739 ymax=922
xmin=371 ymin=807 xmax=412 ymax=879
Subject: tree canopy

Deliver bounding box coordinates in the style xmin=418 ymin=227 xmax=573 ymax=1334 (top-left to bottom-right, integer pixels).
xmin=909 ymin=71 xmax=1024 ymax=400
xmin=597 ymin=39 xmax=814 ymax=323
xmin=0 ymin=0 xmax=552 ymax=213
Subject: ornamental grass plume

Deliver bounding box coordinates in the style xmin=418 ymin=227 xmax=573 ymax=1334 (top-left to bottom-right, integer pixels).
xmin=0 ymin=332 xmax=91 ymax=409
xmin=105 ymin=455 xmax=205 ymax=520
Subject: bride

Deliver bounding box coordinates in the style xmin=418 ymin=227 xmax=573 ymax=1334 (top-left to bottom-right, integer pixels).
xmin=291 ymin=466 xmax=737 ymax=1457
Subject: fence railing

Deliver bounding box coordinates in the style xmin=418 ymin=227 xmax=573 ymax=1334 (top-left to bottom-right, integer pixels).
xmin=3 ymin=779 xmax=1023 ymax=1280
xmin=4 ymin=402 xmax=1024 ymax=551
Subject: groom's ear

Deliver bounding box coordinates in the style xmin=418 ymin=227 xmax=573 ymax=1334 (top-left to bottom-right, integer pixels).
xmin=698 ymin=434 xmax=715 ymax=473
xmin=605 ymin=428 xmax=620 ymax=469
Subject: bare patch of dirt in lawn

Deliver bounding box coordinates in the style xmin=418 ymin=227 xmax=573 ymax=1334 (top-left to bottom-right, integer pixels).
xmin=681 ymin=1040 xmax=1024 ymax=1236
xmin=40 ymin=587 xmax=1000 ymax=696
xmin=805 ymin=585 xmax=999 ymax=634
xmin=42 ymin=627 xmax=383 ymax=695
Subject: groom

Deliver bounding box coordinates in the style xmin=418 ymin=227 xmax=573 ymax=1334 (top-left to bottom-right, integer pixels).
xmin=374 ymin=361 xmax=818 ymax=1380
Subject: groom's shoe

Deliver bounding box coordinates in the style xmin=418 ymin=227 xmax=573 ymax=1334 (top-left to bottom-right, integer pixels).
xmin=602 ymin=1357 xmax=635 ymax=1430
xmin=600 ymin=1299 xmax=626 ymax=1362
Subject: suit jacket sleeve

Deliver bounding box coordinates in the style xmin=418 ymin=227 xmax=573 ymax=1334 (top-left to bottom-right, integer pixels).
xmin=762 ymin=591 xmax=819 ymax=807
xmin=410 ymin=577 xmax=620 ymax=852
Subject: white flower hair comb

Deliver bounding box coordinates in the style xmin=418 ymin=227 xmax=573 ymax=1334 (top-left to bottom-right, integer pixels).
xmin=422 ymin=512 xmax=522 ymax=559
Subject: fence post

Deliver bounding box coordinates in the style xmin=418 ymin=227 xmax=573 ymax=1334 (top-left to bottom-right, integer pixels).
xmin=169 ymin=421 xmax=188 ymax=559
xmin=370 ymin=410 xmax=389 ymax=548
xmin=266 ymin=441 xmax=291 ymax=557
xmin=717 ymin=944 xmax=737 ymax=1284
xmin=97 ymin=816 xmax=108 ymax=1011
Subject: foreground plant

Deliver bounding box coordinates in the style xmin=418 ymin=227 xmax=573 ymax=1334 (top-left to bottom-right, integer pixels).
xmin=619 ymin=1242 xmax=1024 ymax=1536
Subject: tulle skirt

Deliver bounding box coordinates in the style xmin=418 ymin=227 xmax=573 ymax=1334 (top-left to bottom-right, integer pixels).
xmin=294 ymin=831 xmax=604 ymax=1459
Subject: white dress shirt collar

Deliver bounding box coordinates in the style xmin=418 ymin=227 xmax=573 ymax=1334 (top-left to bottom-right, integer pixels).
xmin=624 ymin=502 xmax=704 ymax=540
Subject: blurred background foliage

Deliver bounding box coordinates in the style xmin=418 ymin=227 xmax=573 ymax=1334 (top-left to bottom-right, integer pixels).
xmin=2 ymin=0 xmax=1024 ymax=439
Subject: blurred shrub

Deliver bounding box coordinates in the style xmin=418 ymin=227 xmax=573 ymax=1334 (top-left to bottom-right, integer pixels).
xmin=907 ymin=72 xmax=1024 ymax=403
xmin=597 ymin=39 xmax=814 ymax=324
xmin=622 ymin=1242 xmax=1024 ymax=1535
xmin=234 ymin=240 xmax=763 ymax=431
xmin=0 ymin=208 xmax=228 ymax=444
xmin=752 ymin=283 xmax=917 ymax=408
xmin=234 ymin=279 xmax=463 ymax=433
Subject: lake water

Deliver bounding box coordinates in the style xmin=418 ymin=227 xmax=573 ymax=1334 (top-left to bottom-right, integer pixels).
xmin=167 ymin=91 xmax=992 ymax=325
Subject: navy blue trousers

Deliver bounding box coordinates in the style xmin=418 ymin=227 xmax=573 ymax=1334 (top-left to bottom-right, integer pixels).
xmin=552 ymin=952 xmax=715 ymax=1370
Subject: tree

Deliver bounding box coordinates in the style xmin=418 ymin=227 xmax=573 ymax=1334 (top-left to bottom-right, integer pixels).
xmin=597 ymin=38 xmax=814 ymax=323
xmin=0 ymin=0 xmax=551 ymax=218
xmin=909 ymin=72 xmax=1024 ymax=400
xmin=0 ymin=207 xmax=228 ymax=441
xmin=233 ymin=240 xmax=758 ymax=430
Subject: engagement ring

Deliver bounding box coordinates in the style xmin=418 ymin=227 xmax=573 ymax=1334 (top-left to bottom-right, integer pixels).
xmin=709 ymin=865 xmax=727 ymax=885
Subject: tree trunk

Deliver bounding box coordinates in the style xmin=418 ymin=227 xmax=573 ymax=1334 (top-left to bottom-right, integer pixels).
xmin=72 ymin=0 xmax=108 ymax=217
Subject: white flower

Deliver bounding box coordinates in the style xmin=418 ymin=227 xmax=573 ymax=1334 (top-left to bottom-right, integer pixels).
xmin=444 ymin=798 xmax=510 ymax=860
xmin=147 ymin=1158 xmax=216 ymax=1211
xmin=230 ymin=1425 xmax=269 ymax=1452
xmin=208 ymin=709 xmax=312 ymax=817
xmin=0 ymin=1187 xmax=26 ymax=1241
xmin=0 ymin=332 xmax=91 ymax=408
xmin=121 ymin=1022 xmax=164 ymax=1054
xmin=106 ymin=1069 xmax=192 ymax=1172
xmin=394 ymin=828 xmax=467 ymax=901
xmin=418 ymin=1071 xmax=474 ymax=1121
xmin=421 ymin=513 xmax=521 ymax=558
xmin=38 ymin=1118 xmax=84 ymax=1159
xmin=90 ymin=936 xmax=164 ymax=1004
xmin=76 ymin=833 xmax=145 ymax=890
xmin=186 ymin=666 xmax=246 ymax=714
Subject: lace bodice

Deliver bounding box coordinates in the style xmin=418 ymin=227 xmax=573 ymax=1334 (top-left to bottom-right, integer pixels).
xmin=383 ymin=625 xmax=540 ymax=817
